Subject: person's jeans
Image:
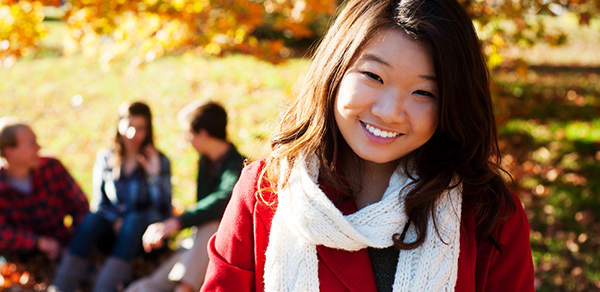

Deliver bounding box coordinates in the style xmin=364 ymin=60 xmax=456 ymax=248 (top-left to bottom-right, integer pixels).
xmin=69 ymin=211 xmax=157 ymax=261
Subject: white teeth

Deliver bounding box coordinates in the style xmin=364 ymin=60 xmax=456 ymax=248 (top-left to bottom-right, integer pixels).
xmin=365 ymin=123 xmax=400 ymax=138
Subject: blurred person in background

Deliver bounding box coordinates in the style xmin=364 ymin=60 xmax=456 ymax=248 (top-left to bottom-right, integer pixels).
xmin=0 ymin=117 xmax=89 ymax=262
xmin=52 ymin=101 xmax=172 ymax=292
xmin=125 ymin=101 xmax=244 ymax=292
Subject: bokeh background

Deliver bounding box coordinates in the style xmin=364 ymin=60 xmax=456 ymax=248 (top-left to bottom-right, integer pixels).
xmin=1 ymin=0 xmax=600 ymax=291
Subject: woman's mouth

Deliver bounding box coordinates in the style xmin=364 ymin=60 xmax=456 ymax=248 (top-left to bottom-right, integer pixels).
xmin=363 ymin=122 xmax=401 ymax=138
xmin=360 ymin=121 xmax=403 ymax=145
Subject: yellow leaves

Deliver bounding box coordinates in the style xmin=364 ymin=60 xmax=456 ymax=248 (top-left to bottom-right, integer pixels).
xmin=192 ymin=1 xmax=203 ymax=13
xmin=204 ymin=43 xmax=221 ymax=55
xmin=235 ymin=27 xmax=246 ymax=44
xmin=486 ymin=49 xmax=503 ymax=69
xmin=491 ymin=33 xmax=505 ymax=47
xmin=247 ymin=35 xmax=258 ymax=47
xmin=145 ymin=0 xmax=159 ymax=6
xmin=0 ymin=1 xmax=46 ymax=60
xmin=55 ymin=0 xmax=334 ymax=64
xmin=172 ymin=0 xmax=186 ymax=11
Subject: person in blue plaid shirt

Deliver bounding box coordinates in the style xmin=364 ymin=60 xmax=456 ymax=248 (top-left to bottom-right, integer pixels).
xmin=0 ymin=117 xmax=89 ymax=261
xmin=53 ymin=102 xmax=172 ymax=292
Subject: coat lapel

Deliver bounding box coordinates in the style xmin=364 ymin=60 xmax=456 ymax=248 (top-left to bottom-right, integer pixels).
xmin=315 ymin=196 xmax=378 ymax=292
xmin=317 ymin=245 xmax=377 ymax=292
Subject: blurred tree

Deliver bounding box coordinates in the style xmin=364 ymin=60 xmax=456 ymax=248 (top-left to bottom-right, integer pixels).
xmin=59 ymin=0 xmax=337 ymax=67
xmin=459 ymin=0 xmax=598 ymax=70
xmin=0 ymin=0 xmax=60 ymax=67
xmin=1 ymin=0 xmax=598 ymax=66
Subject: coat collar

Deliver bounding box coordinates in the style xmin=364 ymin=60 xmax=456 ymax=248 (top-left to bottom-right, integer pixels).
xmin=257 ymin=172 xmax=378 ymax=292
xmin=316 ymin=191 xmax=378 ymax=292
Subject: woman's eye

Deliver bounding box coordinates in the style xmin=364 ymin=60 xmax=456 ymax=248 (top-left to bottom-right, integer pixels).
xmin=413 ymin=90 xmax=436 ymax=98
xmin=363 ymin=72 xmax=383 ymax=83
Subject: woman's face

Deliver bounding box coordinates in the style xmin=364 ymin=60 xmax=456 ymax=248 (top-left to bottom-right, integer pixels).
xmin=334 ymin=28 xmax=439 ymax=165
xmin=119 ymin=115 xmax=149 ymax=152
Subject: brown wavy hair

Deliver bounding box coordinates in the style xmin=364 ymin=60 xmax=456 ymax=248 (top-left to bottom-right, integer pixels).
xmin=261 ymin=0 xmax=515 ymax=251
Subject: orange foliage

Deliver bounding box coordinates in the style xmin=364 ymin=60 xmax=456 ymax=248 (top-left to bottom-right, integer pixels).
xmin=60 ymin=0 xmax=337 ymax=66
xmin=1 ymin=0 xmax=598 ymax=66
xmin=0 ymin=1 xmax=60 ymax=65
xmin=0 ymin=1 xmax=44 ymax=65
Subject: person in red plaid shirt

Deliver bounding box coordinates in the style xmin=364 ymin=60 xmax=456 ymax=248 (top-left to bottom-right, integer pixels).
xmin=0 ymin=117 xmax=89 ymax=261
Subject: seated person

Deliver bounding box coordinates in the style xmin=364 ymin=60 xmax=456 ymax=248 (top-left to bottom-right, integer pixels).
xmin=0 ymin=117 xmax=89 ymax=261
xmin=53 ymin=102 xmax=172 ymax=292
xmin=125 ymin=101 xmax=244 ymax=292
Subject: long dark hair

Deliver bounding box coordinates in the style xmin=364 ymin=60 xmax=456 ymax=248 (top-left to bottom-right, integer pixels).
xmin=263 ymin=0 xmax=515 ymax=251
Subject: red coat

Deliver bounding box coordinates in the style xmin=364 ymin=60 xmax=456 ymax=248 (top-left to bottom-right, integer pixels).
xmin=201 ymin=160 xmax=534 ymax=292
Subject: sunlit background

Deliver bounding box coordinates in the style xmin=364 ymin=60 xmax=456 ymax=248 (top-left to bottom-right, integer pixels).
xmin=1 ymin=0 xmax=600 ymax=290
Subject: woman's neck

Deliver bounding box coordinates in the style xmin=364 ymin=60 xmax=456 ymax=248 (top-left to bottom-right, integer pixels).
xmin=121 ymin=148 xmax=140 ymax=176
xmin=348 ymin=158 xmax=399 ymax=209
xmin=124 ymin=147 xmax=140 ymax=160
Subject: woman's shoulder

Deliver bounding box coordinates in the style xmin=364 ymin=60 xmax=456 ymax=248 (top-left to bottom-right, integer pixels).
xmin=461 ymin=184 xmax=525 ymax=219
xmin=499 ymin=192 xmax=530 ymax=236
xmin=241 ymin=158 xmax=266 ymax=178
xmin=461 ymin=185 xmax=530 ymax=244
xmin=230 ymin=158 xmax=276 ymax=210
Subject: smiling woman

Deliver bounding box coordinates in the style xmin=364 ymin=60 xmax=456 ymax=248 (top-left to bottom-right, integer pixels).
xmin=201 ymin=0 xmax=534 ymax=291
xmin=334 ymin=28 xmax=439 ymax=167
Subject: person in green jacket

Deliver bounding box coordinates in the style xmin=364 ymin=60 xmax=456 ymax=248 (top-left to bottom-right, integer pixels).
xmin=126 ymin=100 xmax=244 ymax=292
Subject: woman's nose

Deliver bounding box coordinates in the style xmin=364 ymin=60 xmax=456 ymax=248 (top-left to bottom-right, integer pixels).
xmin=371 ymin=89 xmax=406 ymax=124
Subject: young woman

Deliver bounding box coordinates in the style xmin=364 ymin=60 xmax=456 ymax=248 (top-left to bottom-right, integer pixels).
xmin=201 ymin=0 xmax=534 ymax=291
xmin=53 ymin=101 xmax=172 ymax=292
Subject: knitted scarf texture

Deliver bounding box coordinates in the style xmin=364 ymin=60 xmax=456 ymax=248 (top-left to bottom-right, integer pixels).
xmin=264 ymin=155 xmax=463 ymax=292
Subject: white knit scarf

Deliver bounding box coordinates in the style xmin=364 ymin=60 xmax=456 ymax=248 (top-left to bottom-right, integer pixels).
xmin=264 ymin=154 xmax=463 ymax=292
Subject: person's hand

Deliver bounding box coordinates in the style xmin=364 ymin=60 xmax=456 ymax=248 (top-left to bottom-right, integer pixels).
xmin=174 ymin=282 xmax=194 ymax=292
xmin=36 ymin=236 xmax=60 ymax=260
xmin=142 ymin=217 xmax=181 ymax=253
xmin=113 ymin=218 xmax=124 ymax=235
xmin=137 ymin=145 xmax=161 ymax=177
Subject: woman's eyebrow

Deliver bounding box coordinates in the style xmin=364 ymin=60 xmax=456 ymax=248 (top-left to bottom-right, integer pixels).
xmin=361 ymin=53 xmax=391 ymax=67
xmin=420 ymin=75 xmax=436 ymax=82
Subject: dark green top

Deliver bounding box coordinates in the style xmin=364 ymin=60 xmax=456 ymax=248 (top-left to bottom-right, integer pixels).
xmin=177 ymin=145 xmax=244 ymax=229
